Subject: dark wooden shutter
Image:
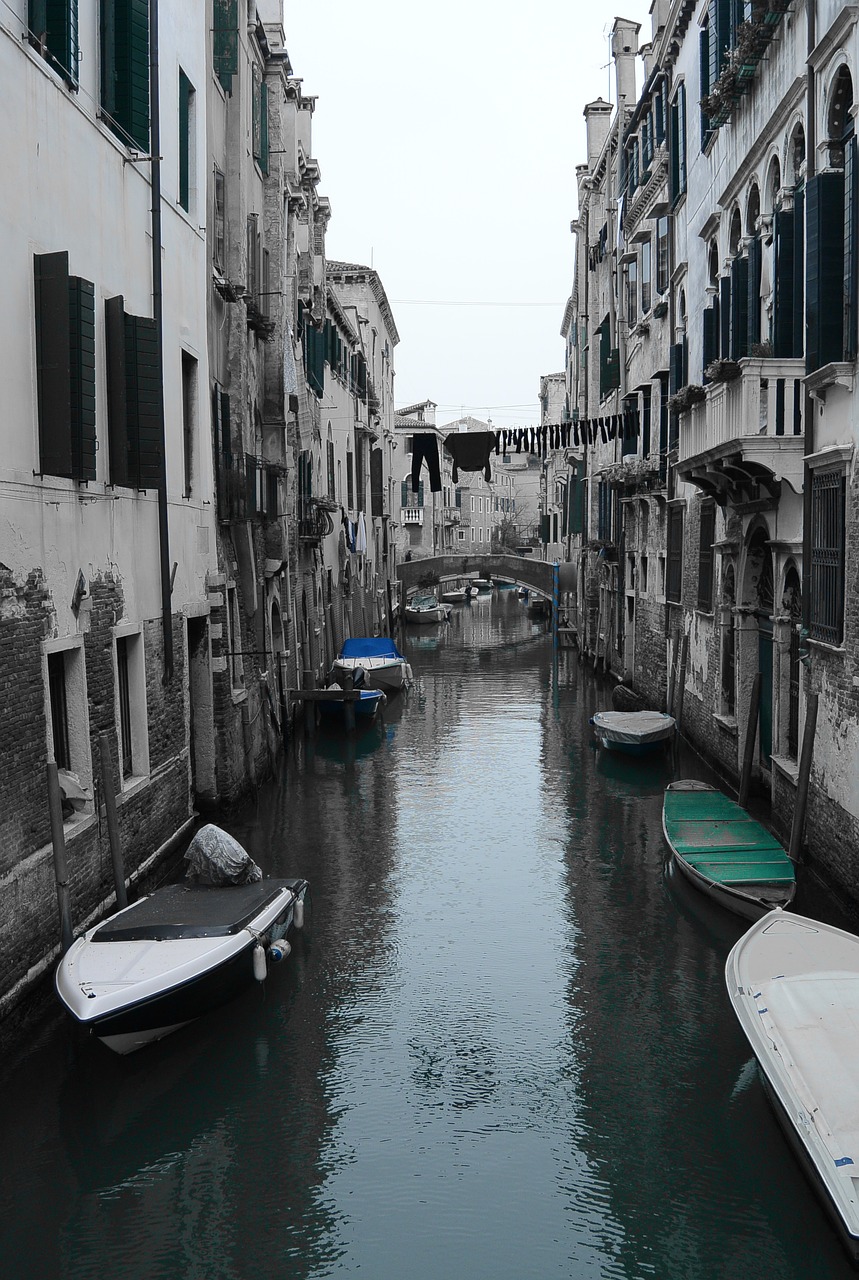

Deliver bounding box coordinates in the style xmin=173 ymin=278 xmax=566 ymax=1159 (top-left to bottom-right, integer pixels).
xmin=719 ymin=273 xmax=731 ymax=357
xmin=669 ymin=342 xmax=684 ymax=395
xmin=702 ymin=305 xmax=718 ymax=378
xmin=667 ymin=505 xmax=683 ymax=603
xmin=730 ymin=255 xmax=749 ymax=358
xmin=124 ymin=313 xmax=162 ymax=488
xmin=669 ymin=96 xmax=680 ymax=205
xmin=642 ymin=386 xmax=652 ymax=456
xmin=178 ymin=69 xmax=191 ymax=210
xmin=103 ymin=0 xmax=150 ymax=151
xmin=370 ymin=447 xmax=384 ymax=518
xmin=213 ymin=0 xmax=238 ymax=92
xmin=747 ymin=234 xmax=762 ymax=350
xmin=34 ymin=251 xmax=72 ymax=477
xmin=697 ymin=501 xmax=716 ymax=610
xmin=844 ymin=135 xmax=858 ymax=361
xmin=260 ymin=81 xmax=269 ymax=175
xmin=773 ymin=207 xmax=796 ymax=358
xmin=401 ymin=479 xmax=408 ymax=508
xmin=38 ymin=0 xmax=79 ymax=85
xmin=68 ymin=276 xmax=96 ymax=480
xmin=792 ymin=186 xmax=805 ymax=359
xmin=678 ymin=84 xmax=687 ymax=195
xmin=105 ymin=296 xmax=128 ymax=484
xmin=806 ymin=171 xmax=845 ymax=372
xmin=700 ymin=25 xmax=711 ymax=149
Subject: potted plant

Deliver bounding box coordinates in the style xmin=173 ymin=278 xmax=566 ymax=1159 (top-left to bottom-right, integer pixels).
xmin=705 ymin=358 xmax=742 ymax=382
xmin=668 ymin=384 xmax=707 ymax=413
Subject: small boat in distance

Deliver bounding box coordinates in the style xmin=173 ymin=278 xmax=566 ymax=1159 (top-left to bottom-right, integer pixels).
xmin=331 ymin=636 xmax=411 ymax=693
xmin=471 ymin=578 xmax=493 ymax=591
xmin=440 ymin=584 xmax=477 ymax=604
xmin=663 ymin=780 xmax=796 ymax=919
xmin=404 ymin=592 xmax=452 ymax=624
xmin=55 ymin=825 xmax=308 ymax=1054
xmin=727 ymin=910 xmax=859 ymax=1261
xmin=590 ymin=709 xmax=675 ymax=754
xmin=317 ymin=684 xmax=386 ymax=722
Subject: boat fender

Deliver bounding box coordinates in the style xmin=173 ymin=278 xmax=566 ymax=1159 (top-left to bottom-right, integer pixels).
xmin=269 ymin=938 xmax=291 ymax=962
xmin=253 ymin=943 xmax=267 ymax=982
xmin=294 ymin=896 xmax=305 ymax=930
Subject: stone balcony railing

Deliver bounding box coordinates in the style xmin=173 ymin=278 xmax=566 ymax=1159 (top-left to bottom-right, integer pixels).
xmin=677 ymin=357 xmax=806 ymax=501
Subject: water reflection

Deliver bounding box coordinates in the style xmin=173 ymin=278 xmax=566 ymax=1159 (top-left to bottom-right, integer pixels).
xmin=0 ymin=590 xmax=856 ymax=1278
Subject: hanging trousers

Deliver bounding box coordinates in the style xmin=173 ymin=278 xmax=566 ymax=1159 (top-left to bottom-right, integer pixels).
xmin=411 ymin=433 xmax=442 ymax=492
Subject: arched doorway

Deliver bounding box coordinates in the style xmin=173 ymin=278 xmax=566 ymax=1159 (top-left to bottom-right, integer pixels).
xmin=743 ymin=526 xmax=775 ymax=768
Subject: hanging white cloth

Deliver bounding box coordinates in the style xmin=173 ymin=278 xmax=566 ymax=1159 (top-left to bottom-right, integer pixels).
xmin=283 ymin=322 xmax=298 ymax=396
xmin=356 ymin=511 xmax=367 ymax=554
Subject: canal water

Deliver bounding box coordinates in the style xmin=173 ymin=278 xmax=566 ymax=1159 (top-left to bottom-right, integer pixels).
xmin=1 ymin=589 xmax=856 ymax=1279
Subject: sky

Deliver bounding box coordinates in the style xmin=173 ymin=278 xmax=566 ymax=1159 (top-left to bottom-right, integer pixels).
xmin=282 ymin=1 xmax=655 ymax=430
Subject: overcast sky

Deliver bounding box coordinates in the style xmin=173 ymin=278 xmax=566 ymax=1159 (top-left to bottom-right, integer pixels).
xmin=283 ymin=2 xmax=654 ymax=429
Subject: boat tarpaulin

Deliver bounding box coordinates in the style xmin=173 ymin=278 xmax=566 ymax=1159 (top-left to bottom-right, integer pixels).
xmin=592 ymin=710 xmax=675 ymax=744
xmin=184 ymin=824 xmax=263 ymax=886
xmin=339 ymin=637 xmax=406 ymax=661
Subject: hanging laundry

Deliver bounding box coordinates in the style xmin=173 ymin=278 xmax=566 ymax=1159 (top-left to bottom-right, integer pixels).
xmin=443 ymin=432 xmax=495 ymax=483
xmin=411 ymin=432 xmax=442 ymax=492
xmin=355 ymin=511 xmax=367 ymax=554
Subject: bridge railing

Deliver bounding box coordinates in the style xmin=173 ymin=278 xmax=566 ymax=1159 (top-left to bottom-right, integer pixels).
xmin=396 ymin=553 xmax=557 ymax=597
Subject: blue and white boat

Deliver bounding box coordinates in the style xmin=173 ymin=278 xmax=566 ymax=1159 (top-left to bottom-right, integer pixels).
xmin=317 ymin=685 xmax=386 ymax=721
xmin=331 ymin=636 xmax=412 ymax=692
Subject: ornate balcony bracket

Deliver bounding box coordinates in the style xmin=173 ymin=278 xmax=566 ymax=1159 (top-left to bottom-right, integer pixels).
xmin=804 ymin=362 xmax=855 ymax=404
xmin=677 ymin=436 xmax=804 ymax=507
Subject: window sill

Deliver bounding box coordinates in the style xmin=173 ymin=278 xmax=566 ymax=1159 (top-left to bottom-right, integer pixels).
xmin=231 ymin=688 xmax=248 ymax=705
xmin=118 ymin=774 xmax=150 ymax=802
xmin=694 ymin=607 xmax=715 ymax=619
xmin=808 ymin=637 xmax=846 ymax=657
xmin=714 ymin=714 xmax=738 ymax=736
xmin=770 ymin=754 xmax=799 ymax=786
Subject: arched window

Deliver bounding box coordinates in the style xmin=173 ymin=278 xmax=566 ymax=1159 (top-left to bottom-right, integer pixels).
xmin=729 ymin=207 xmax=742 ymax=256
xmin=746 ymin=183 xmax=761 ymax=235
xmin=767 ymin=156 xmax=781 ymax=211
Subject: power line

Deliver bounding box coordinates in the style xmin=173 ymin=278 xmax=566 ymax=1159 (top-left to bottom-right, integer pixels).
xmin=391 ymin=299 xmax=561 ymax=308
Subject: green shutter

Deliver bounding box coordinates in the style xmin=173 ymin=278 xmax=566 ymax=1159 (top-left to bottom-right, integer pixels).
xmin=260 ymin=81 xmax=269 ymax=175
xmin=213 ymin=0 xmax=238 ymax=92
xmin=702 ymin=304 xmax=718 ymax=378
xmin=30 ymin=0 xmax=79 ymax=86
xmin=719 ymin=273 xmax=731 ymax=357
xmin=747 ymin=234 xmax=762 ymax=350
xmin=103 ymin=0 xmax=150 ymax=152
xmin=845 ymin=136 xmax=858 ymax=361
xmin=105 ymin=296 xmax=128 ymax=485
xmin=700 ymin=25 xmax=711 ymax=149
xmin=124 ymin=313 xmax=162 ymax=488
xmin=792 ymin=187 xmax=805 ymax=359
xmin=806 ymin=171 xmax=845 ymax=372
xmin=371 ymin=448 xmax=384 ymax=518
xmin=34 ymin=252 xmax=72 ymax=477
xmin=178 ymin=70 xmax=191 ymax=210
xmin=773 ymin=208 xmax=796 ymax=358
xmin=68 ymin=277 xmax=96 ymax=480
xmin=730 ymin=255 xmax=749 ymax=358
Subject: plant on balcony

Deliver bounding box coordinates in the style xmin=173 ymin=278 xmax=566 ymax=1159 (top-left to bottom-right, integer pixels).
xmin=705 ymin=358 xmax=742 ymax=383
xmin=652 ymin=299 xmax=668 ymax=319
xmin=668 ymin=384 xmax=706 ymax=413
xmin=751 ymin=340 xmax=774 ymax=358
xmin=701 ymin=2 xmax=787 ymax=127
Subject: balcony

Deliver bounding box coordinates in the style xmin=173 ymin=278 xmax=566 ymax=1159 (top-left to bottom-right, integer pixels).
xmin=298 ymin=498 xmax=335 ymax=543
xmin=676 ymin=358 xmax=806 ymax=505
xmin=403 ymin=507 xmax=424 ymax=526
xmin=444 ymin=506 xmax=461 ymax=525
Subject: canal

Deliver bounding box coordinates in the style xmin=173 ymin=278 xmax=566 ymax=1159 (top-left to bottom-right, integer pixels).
xmin=1 ymin=588 xmax=856 ymax=1279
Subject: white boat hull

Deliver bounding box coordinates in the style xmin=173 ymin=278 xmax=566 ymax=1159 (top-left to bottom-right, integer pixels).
xmin=727 ymin=910 xmax=859 ymax=1260
xmin=331 ymin=656 xmax=409 ymax=692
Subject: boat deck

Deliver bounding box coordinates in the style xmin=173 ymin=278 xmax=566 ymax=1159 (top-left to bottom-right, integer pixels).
xmin=664 ymin=789 xmax=793 ymax=886
xmin=92 ymin=882 xmax=302 ymax=942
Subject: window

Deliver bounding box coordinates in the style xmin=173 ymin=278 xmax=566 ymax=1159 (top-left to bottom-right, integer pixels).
xmin=626 ymin=258 xmax=638 ymax=325
xmin=641 ymin=240 xmax=652 ymax=315
xmin=809 ymin=469 xmax=845 ymax=645
xmin=246 ymin=214 xmax=260 ymax=309
xmin=212 ymin=0 xmax=238 ymax=92
xmin=28 ymin=0 xmax=79 ymax=86
xmin=105 ymin=296 xmax=163 ymax=489
xmin=669 ymin=83 xmax=687 ymax=206
xmin=48 ymin=652 xmax=71 ymax=770
xmin=34 ymin=253 xmax=96 ymax=481
xmin=213 ymin=168 xmax=226 ymax=271
xmin=656 ymin=217 xmax=669 ymax=294
xmin=666 ymin=504 xmax=684 ymax=603
xmin=252 ymin=67 xmax=269 ymax=174
xmin=227 ymin=587 xmax=244 ymax=690
xmin=697 ymin=501 xmax=716 ymax=610
xmin=178 ymin=70 xmax=195 ymax=211
xmin=45 ymin=639 xmax=91 ymax=806
xmin=101 ymin=0 xmax=150 ymax=151
xmin=327 ymin=438 xmax=336 ymax=499
xmin=182 ymin=351 xmax=197 ymax=497
xmin=115 ymin=629 xmax=148 ymax=780
xmin=346 ymin=450 xmax=354 ymax=509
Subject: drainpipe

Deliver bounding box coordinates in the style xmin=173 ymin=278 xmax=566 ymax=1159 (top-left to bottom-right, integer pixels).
xmin=801 ymin=0 xmax=816 ymax=640
xmin=149 ymin=0 xmax=174 ymax=679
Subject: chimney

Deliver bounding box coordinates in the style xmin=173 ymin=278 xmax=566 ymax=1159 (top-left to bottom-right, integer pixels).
xmin=612 ymin=17 xmax=641 ymax=114
xmin=583 ymin=99 xmax=613 ymax=169
xmin=649 ymin=0 xmax=670 ymax=39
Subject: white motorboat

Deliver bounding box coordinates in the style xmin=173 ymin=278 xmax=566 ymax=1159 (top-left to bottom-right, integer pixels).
xmin=404 ymin=592 xmax=452 ymax=624
xmin=726 ymin=910 xmax=859 ymax=1261
xmin=330 ymin=636 xmax=412 ymax=692
xmin=440 ymin=584 xmax=477 ymax=604
xmin=590 ymin=709 xmax=675 ymax=754
xmin=55 ymin=826 xmax=308 ymax=1054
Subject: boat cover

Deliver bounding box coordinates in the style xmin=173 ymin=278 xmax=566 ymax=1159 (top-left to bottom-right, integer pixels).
xmin=592 ymin=710 xmax=675 ymax=743
xmin=339 ymin=637 xmax=405 ymax=661
xmin=184 ymin=824 xmax=262 ymax=886
xmin=91 ymin=881 xmax=302 ymax=941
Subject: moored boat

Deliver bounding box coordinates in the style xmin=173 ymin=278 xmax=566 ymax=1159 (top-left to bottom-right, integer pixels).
xmin=440 ymin=584 xmax=477 ymax=604
xmin=331 ymin=636 xmax=411 ymax=692
xmin=591 ymin=709 xmax=675 ymax=754
xmin=663 ymin=780 xmax=795 ymax=918
xmin=317 ymin=684 xmax=386 ymax=721
xmin=726 ymin=910 xmax=859 ymax=1261
xmin=404 ymin=592 xmax=452 ymax=624
xmin=55 ymin=825 xmax=308 ymax=1054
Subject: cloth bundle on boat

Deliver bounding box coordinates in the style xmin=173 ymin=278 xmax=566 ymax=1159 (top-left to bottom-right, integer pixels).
xmin=184 ymin=824 xmax=262 ymax=886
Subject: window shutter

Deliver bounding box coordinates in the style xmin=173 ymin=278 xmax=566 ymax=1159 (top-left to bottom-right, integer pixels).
xmin=370 ymin=448 xmax=384 ymax=518
xmin=702 ymin=304 xmax=718 ymax=378
xmin=678 ymin=84 xmax=687 ymax=196
xmin=101 ymin=0 xmax=150 ymax=151
xmin=792 ymin=186 xmax=805 ymax=359
xmin=719 ymin=273 xmax=731 ymax=357
xmin=105 ymin=296 xmax=128 ymax=485
xmin=213 ymin=0 xmax=238 ymax=92
xmin=669 ymin=341 xmax=684 ymax=395
xmin=697 ymin=501 xmax=716 ymax=610
xmin=34 ymin=251 xmax=73 ymax=477
xmin=245 ymin=453 xmax=258 ymax=517
xmin=700 ymin=25 xmax=711 ymax=149
xmin=37 ymin=0 xmax=79 ymax=85
xmin=747 ymin=234 xmax=762 ymax=350
xmin=68 ymin=276 xmax=96 ymax=481
xmin=806 ymin=171 xmax=845 ymax=372
xmin=844 ymin=135 xmax=858 ymax=361
xmin=669 ymin=97 xmax=680 ymax=205
xmin=327 ymin=439 xmax=335 ymax=497
xmin=642 ymin=386 xmax=652 ymax=456
xmin=667 ymin=505 xmax=683 ymax=603
xmin=401 ymin=479 xmax=409 ymax=508
xmin=730 ymin=255 xmax=749 ymax=358
xmin=124 ymin=313 xmax=162 ymax=488
xmin=773 ymin=207 xmax=796 ymax=358
xmin=178 ymin=70 xmax=191 ymax=210
xmin=260 ymin=81 xmax=269 ymax=175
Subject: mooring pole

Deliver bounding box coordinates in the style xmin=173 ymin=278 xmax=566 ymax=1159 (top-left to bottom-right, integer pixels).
xmin=343 ymin=670 xmax=356 ymax=733
xmin=98 ymin=732 xmax=127 ymax=910
xmin=789 ymin=691 xmax=819 ymax=863
xmin=738 ymin=672 xmax=761 ymax=809
xmin=552 ymin=561 xmax=560 ymax=653
xmin=675 ymin=632 xmax=689 ymax=732
xmin=46 ymin=762 xmax=74 ymax=955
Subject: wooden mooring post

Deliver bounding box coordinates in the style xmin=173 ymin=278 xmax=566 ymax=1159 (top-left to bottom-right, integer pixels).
xmin=738 ymin=673 xmax=761 ymax=810
xmin=98 ymin=732 xmax=127 ymax=910
xmin=789 ymin=691 xmax=819 ymax=863
xmin=46 ymin=762 xmax=74 ymax=955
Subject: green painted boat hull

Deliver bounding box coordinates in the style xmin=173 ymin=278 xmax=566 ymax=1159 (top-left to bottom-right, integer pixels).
xmin=663 ymin=780 xmax=796 ymax=919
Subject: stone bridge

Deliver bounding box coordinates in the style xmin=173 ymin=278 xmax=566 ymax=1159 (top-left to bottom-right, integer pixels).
xmin=397 ymin=553 xmax=574 ymax=600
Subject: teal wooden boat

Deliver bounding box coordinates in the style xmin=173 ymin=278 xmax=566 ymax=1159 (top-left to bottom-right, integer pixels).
xmin=662 ymin=780 xmax=796 ymax=919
